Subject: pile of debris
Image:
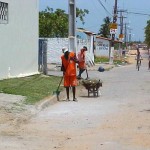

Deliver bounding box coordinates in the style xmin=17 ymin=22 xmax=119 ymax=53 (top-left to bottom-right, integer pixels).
xmin=82 ymin=79 xmax=102 ymax=89
xmin=81 ymin=79 xmax=102 ymax=97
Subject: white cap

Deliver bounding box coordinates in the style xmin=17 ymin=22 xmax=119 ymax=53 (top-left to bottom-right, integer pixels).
xmin=62 ymin=47 xmax=68 ymax=53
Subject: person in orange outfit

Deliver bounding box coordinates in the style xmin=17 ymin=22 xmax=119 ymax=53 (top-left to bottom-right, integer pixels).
xmin=61 ymin=47 xmax=78 ymax=101
xmin=77 ymin=46 xmax=87 ymax=79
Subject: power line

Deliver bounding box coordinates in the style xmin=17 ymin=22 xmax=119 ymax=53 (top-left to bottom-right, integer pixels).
xmin=96 ymin=0 xmax=112 ymax=17
xmin=127 ymin=11 xmax=150 ymax=17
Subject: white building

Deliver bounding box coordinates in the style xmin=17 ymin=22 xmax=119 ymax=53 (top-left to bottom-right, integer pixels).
xmin=95 ymin=36 xmax=110 ymax=57
xmin=0 ymin=0 xmax=39 ymax=80
xmin=95 ymin=36 xmax=122 ymax=58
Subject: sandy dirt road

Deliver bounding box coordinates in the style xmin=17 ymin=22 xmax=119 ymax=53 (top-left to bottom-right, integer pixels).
xmin=0 ymin=53 xmax=150 ymax=150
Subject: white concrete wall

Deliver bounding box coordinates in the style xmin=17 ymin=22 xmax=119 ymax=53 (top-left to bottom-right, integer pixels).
xmin=47 ymin=38 xmax=69 ymax=64
xmin=0 ymin=0 xmax=39 ymax=80
xmin=95 ymin=38 xmax=110 ymax=57
xmin=46 ymin=37 xmax=94 ymax=64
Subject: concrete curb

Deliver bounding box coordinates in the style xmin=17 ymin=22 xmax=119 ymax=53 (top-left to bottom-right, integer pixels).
xmin=36 ymin=90 xmax=66 ymax=111
xmin=35 ymin=84 xmax=84 ymax=111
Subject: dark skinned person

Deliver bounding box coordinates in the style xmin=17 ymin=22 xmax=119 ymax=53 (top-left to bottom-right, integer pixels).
xmin=77 ymin=46 xmax=88 ymax=79
xmin=61 ymin=47 xmax=78 ymax=101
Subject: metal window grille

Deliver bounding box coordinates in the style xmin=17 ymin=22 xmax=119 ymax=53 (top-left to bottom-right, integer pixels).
xmin=0 ymin=1 xmax=8 ymax=24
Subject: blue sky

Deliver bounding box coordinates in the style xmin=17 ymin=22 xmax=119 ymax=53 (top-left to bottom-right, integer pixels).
xmin=39 ymin=0 xmax=150 ymax=42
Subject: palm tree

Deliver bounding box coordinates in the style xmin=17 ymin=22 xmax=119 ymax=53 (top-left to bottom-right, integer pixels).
xmin=98 ymin=16 xmax=111 ymax=38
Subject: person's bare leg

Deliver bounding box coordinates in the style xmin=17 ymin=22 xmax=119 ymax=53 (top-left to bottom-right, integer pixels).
xmin=72 ymin=87 xmax=77 ymax=101
xmin=66 ymin=87 xmax=69 ymax=100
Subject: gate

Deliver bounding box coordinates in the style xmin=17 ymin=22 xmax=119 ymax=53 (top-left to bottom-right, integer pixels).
xmin=38 ymin=39 xmax=48 ymax=75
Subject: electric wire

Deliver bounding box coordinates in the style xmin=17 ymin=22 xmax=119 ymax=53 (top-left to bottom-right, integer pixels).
xmin=96 ymin=0 xmax=112 ymax=17
xmin=127 ymin=11 xmax=150 ymax=17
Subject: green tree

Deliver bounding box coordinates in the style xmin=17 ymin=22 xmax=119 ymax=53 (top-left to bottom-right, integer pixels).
xmin=76 ymin=8 xmax=89 ymax=25
xmin=98 ymin=16 xmax=111 ymax=38
xmin=145 ymin=20 xmax=150 ymax=48
xmin=39 ymin=7 xmax=68 ymax=38
xmin=39 ymin=7 xmax=89 ymax=38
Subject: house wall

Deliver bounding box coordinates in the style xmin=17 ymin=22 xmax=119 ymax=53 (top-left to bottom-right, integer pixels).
xmin=95 ymin=38 xmax=110 ymax=57
xmin=0 ymin=0 xmax=39 ymax=80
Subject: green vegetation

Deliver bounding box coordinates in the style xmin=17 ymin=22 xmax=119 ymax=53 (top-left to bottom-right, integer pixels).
xmin=94 ymin=56 xmax=109 ymax=63
xmin=98 ymin=16 xmax=111 ymax=38
xmin=39 ymin=7 xmax=89 ymax=38
xmin=0 ymin=74 xmax=62 ymax=104
xmin=113 ymin=59 xmax=123 ymax=65
xmin=94 ymin=56 xmax=123 ymax=65
xmin=145 ymin=20 xmax=150 ymax=48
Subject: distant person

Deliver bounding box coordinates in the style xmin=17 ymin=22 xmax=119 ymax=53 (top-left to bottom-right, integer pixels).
xmin=122 ymin=48 xmax=125 ymax=56
xmin=135 ymin=51 xmax=142 ymax=66
xmin=148 ymin=54 xmax=150 ymax=70
xmin=77 ymin=46 xmax=88 ymax=79
xmin=137 ymin=47 xmax=140 ymax=53
xmin=61 ymin=47 xmax=78 ymax=101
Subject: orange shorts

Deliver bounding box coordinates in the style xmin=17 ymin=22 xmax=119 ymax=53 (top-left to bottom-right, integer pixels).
xmin=64 ymin=75 xmax=77 ymax=87
xmin=79 ymin=61 xmax=86 ymax=69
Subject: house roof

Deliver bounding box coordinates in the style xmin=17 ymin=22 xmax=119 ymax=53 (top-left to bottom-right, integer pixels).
xmin=96 ymin=35 xmax=122 ymax=43
xmin=76 ymin=28 xmax=122 ymax=43
xmin=76 ymin=28 xmax=96 ymax=35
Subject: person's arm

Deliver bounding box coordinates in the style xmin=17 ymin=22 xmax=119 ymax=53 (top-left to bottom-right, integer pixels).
xmin=61 ymin=63 xmax=65 ymax=71
xmin=83 ymin=52 xmax=85 ymax=61
xmin=61 ymin=63 xmax=66 ymax=75
xmin=74 ymin=53 xmax=79 ymax=63
xmin=70 ymin=53 xmax=79 ymax=63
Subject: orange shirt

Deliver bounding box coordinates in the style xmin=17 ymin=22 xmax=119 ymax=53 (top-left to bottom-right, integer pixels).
xmin=77 ymin=50 xmax=86 ymax=69
xmin=61 ymin=52 xmax=76 ymax=76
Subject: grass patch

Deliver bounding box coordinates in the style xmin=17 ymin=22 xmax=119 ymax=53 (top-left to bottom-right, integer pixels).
xmin=94 ymin=56 xmax=109 ymax=63
xmin=94 ymin=56 xmax=126 ymax=65
xmin=0 ymin=74 xmax=62 ymax=104
xmin=113 ymin=59 xmax=123 ymax=65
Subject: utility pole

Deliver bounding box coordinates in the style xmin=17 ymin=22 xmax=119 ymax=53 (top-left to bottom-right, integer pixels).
xmin=118 ymin=9 xmax=127 ymax=58
xmin=119 ymin=12 xmax=123 ymax=58
xmin=128 ymin=28 xmax=132 ymax=43
xmin=110 ymin=0 xmax=118 ymax=64
xmin=125 ymin=25 xmax=132 ymax=51
xmin=124 ymin=23 xmax=127 ymax=49
xmin=68 ymin=0 xmax=76 ymax=53
xmin=128 ymin=28 xmax=132 ymax=51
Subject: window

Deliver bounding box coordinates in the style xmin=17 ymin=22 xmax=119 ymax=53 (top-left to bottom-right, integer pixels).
xmin=0 ymin=1 xmax=8 ymax=24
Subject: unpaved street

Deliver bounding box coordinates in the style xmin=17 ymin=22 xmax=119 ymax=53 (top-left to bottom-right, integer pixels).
xmin=0 ymin=54 xmax=150 ymax=150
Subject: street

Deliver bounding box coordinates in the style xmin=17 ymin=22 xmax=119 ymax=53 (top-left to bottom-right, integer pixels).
xmin=0 ymin=54 xmax=150 ymax=150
